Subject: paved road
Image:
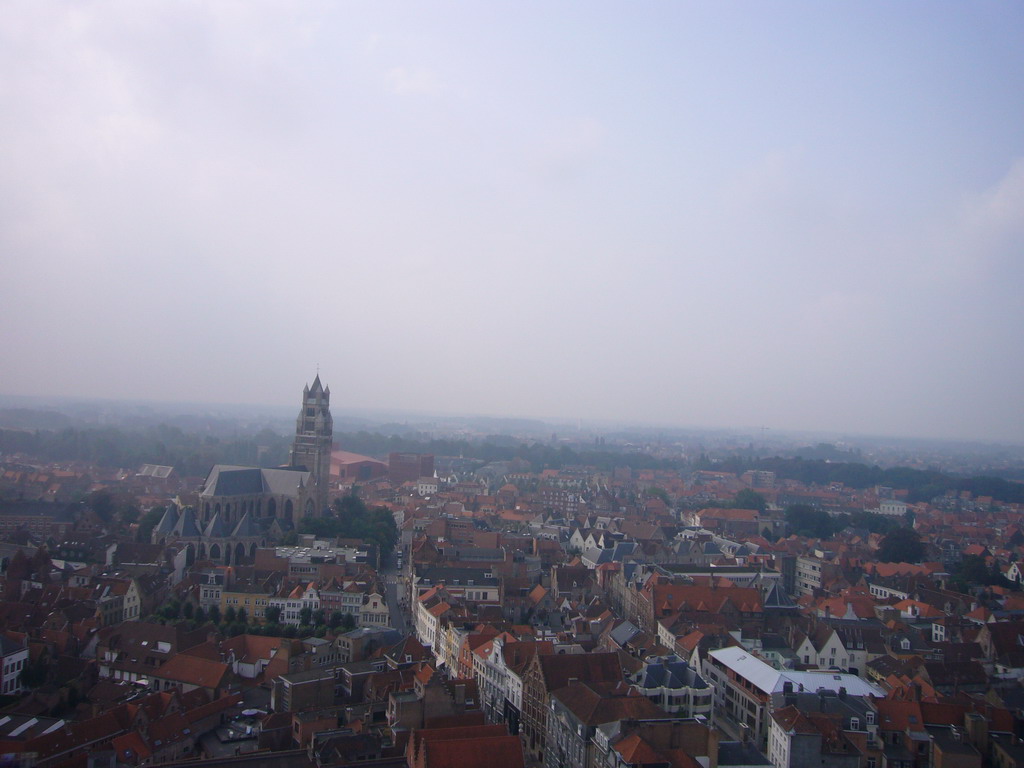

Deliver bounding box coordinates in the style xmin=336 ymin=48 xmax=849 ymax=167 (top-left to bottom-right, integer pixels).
xmin=380 ymin=557 xmax=409 ymax=634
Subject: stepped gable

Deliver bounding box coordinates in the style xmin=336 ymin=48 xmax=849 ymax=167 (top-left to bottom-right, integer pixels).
xmin=203 ymin=512 xmax=228 ymax=538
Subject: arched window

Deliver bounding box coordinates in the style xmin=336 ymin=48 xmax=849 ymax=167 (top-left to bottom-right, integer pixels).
xmin=284 ymin=500 xmax=293 ymax=521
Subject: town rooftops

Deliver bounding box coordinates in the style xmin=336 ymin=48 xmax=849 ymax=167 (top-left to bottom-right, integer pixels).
xmin=708 ymin=646 xmax=883 ymax=698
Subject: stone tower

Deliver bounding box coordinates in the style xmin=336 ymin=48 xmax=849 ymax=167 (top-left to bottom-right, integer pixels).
xmin=290 ymin=374 xmax=333 ymax=514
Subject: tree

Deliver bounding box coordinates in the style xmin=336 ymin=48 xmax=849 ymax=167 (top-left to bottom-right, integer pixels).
xmin=6 ymin=550 xmax=30 ymax=580
xmin=265 ymin=606 xmax=282 ymax=624
xmin=138 ymin=507 xmax=165 ymax=542
xmin=224 ymin=606 xmax=236 ymax=624
xmin=236 ymin=607 xmax=247 ymax=624
xmin=30 ymin=547 xmax=52 ymax=580
xmin=734 ymin=489 xmax=767 ymax=512
xmin=877 ymin=527 xmax=925 ymax=563
xmin=299 ymin=607 xmax=312 ymax=626
xmin=645 ymin=487 xmax=670 ymax=505
xmin=208 ymin=606 xmax=220 ymax=624
xmin=182 ymin=602 xmax=194 ymax=619
xmin=86 ymin=490 xmax=116 ymax=523
xmin=194 ymin=606 xmax=207 ymax=624
xmin=341 ymin=613 xmax=356 ymax=631
xmin=785 ymin=505 xmax=844 ymax=539
xmin=328 ymin=611 xmax=343 ymax=630
xmin=313 ymin=609 xmax=326 ymax=627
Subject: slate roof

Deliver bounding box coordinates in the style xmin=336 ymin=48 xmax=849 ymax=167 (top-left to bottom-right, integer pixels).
xmin=232 ymin=511 xmax=259 ymax=538
xmin=208 ymin=467 xmax=265 ymax=496
xmin=154 ymin=506 xmax=179 ymax=534
xmin=203 ymin=512 xmax=228 ymax=538
xmin=172 ymin=508 xmax=202 ymax=538
xmin=638 ymin=655 xmax=707 ymax=691
xmin=199 ymin=465 xmax=311 ymax=498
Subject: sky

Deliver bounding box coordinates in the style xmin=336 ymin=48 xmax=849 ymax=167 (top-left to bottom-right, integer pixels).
xmin=2 ymin=2 xmax=1023 ymax=443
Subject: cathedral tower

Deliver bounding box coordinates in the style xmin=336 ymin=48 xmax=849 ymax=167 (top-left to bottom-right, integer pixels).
xmin=290 ymin=374 xmax=333 ymax=514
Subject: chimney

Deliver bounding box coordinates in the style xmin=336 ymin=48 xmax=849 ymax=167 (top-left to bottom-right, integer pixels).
xmin=819 ymin=691 xmax=827 ymax=712
xmin=838 ymin=686 xmax=847 ymax=700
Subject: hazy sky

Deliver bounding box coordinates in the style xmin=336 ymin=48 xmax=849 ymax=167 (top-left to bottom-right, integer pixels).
xmin=2 ymin=2 xmax=1023 ymax=442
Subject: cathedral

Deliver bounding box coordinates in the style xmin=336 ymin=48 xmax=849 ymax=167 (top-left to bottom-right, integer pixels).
xmin=152 ymin=376 xmax=334 ymax=565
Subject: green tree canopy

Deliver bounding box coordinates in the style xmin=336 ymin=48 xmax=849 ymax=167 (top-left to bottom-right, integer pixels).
xmin=733 ymin=489 xmax=767 ymax=512
xmin=877 ymin=527 xmax=925 ymax=563
xmin=784 ymin=505 xmax=846 ymax=539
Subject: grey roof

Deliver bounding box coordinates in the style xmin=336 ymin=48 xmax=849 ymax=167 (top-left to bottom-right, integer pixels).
xmin=200 ymin=465 xmax=311 ymax=498
xmin=154 ymin=506 xmax=179 ymax=534
xmin=262 ymin=467 xmax=311 ymax=495
xmin=638 ymin=655 xmax=707 ymax=691
xmin=0 ymin=634 xmax=24 ymax=656
xmin=203 ymin=512 xmax=228 ymax=538
xmin=718 ymin=741 xmax=772 ymax=768
xmin=609 ymin=621 xmax=642 ymax=648
xmin=211 ymin=467 xmax=264 ymax=496
xmin=763 ymin=582 xmax=798 ymax=609
xmin=172 ymin=507 xmax=202 ymax=538
xmin=231 ymin=511 xmax=259 ymax=538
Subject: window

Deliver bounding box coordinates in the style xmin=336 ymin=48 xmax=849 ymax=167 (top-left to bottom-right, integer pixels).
xmin=866 ymin=712 xmax=875 ymax=725
xmin=850 ymin=717 xmax=860 ymax=730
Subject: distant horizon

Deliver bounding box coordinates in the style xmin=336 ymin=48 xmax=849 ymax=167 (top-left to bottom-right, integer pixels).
xmin=1 ymin=388 xmax=1021 ymax=450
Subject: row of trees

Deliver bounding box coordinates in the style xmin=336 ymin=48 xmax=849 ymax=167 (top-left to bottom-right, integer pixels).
xmin=296 ymin=494 xmax=400 ymax=555
xmin=700 ymin=454 xmax=1024 ymax=505
xmin=781 ymin=504 xmax=924 ymax=562
xmin=0 ymin=424 xmax=290 ymax=476
xmin=782 ymin=504 xmax=901 ymax=540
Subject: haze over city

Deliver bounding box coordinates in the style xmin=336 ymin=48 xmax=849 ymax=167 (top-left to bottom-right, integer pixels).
xmin=2 ymin=3 xmax=1023 ymax=443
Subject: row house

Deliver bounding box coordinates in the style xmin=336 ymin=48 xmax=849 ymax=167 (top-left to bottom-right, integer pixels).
xmin=474 ymin=636 xmax=552 ymax=736
xmin=767 ymin=688 xmax=882 ymax=768
xmin=702 ymin=646 xmax=883 ymax=749
xmin=411 ymin=567 xmax=501 ymax=605
xmin=793 ymin=624 xmax=880 ymax=675
xmin=96 ymin=621 xmax=210 ymax=685
xmin=637 ymin=579 xmax=764 ymax=636
xmin=627 ymin=654 xmax=713 ymax=719
xmin=220 ymin=582 xmax=272 ymax=622
xmin=545 ymin=681 xmax=664 ymax=768
xmin=0 ymin=633 xmax=27 ymax=696
xmin=267 ymin=581 xmax=320 ymax=624
xmin=521 ymin=651 xmax=624 ymax=761
xmin=592 ymin=718 xmax=719 ymax=768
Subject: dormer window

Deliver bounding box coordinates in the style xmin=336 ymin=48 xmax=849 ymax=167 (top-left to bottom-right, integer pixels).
xmin=866 ymin=712 xmax=875 ymax=725
xmin=900 ymin=638 xmax=911 ymax=650
xmin=850 ymin=717 xmax=860 ymax=730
